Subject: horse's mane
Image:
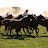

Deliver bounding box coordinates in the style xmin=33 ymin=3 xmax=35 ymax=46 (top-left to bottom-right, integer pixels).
xmin=15 ymin=14 xmax=23 ymax=19
xmin=21 ymin=14 xmax=34 ymax=22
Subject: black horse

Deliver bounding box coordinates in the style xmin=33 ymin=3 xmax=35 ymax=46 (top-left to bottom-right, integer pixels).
xmin=0 ymin=15 xmax=14 ymax=32
xmin=0 ymin=16 xmax=4 ymax=31
xmin=5 ymin=15 xmax=34 ymax=36
xmin=5 ymin=15 xmax=13 ymax=19
xmin=29 ymin=17 xmax=39 ymax=36
xmin=37 ymin=14 xmax=48 ymax=33
xmin=5 ymin=14 xmax=39 ymax=36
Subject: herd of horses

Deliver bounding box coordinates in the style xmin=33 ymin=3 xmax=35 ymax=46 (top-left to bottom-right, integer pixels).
xmin=0 ymin=14 xmax=48 ymax=36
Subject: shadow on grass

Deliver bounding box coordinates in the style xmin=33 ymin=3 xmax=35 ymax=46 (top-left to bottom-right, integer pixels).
xmin=2 ymin=34 xmax=36 ymax=40
xmin=40 ymin=36 xmax=48 ymax=37
xmin=1 ymin=33 xmax=48 ymax=40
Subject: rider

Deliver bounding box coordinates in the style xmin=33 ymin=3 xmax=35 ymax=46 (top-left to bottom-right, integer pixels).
xmin=5 ymin=13 xmax=9 ymax=17
xmin=23 ymin=10 xmax=28 ymax=18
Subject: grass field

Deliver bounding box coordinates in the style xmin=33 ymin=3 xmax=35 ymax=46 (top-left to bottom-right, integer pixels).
xmin=0 ymin=25 xmax=48 ymax=48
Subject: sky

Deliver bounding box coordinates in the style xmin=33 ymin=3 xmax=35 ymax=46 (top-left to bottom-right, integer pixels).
xmin=0 ymin=0 xmax=48 ymax=15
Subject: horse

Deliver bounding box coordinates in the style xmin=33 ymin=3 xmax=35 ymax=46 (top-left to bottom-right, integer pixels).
xmin=0 ymin=14 xmax=14 ymax=26
xmin=29 ymin=17 xmax=39 ymax=36
xmin=0 ymin=15 xmax=14 ymax=32
xmin=5 ymin=14 xmax=40 ymax=36
xmin=5 ymin=15 xmax=34 ymax=36
xmin=0 ymin=14 xmax=23 ymax=33
xmin=37 ymin=14 xmax=48 ymax=34
xmin=0 ymin=16 xmax=5 ymax=31
xmin=5 ymin=14 xmax=13 ymax=19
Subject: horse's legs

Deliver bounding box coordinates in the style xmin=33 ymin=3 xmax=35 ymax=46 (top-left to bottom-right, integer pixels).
xmin=15 ymin=27 xmax=19 ymax=36
xmin=31 ymin=28 xmax=34 ymax=33
xmin=10 ymin=29 xmax=12 ymax=35
xmin=16 ymin=28 xmax=22 ymax=35
xmin=0 ymin=26 xmax=1 ymax=32
xmin=6 ymin=27 xmax=12 ymax=35
xmin=6 ymin=29 xmax=9 ymax=35
xmin=5 ymin=25 xmax=8 ymax=35
xmin=18 ymin=28 xmax=22 ymax=35
xmin=35 ymin=29 xmax=38 ymax=36
xmin=5 ymin=26 xmax=7 ymax=33
xmin=29 ymin=27 xmax=34 ymax=34
xmin=23 ymin=28 xmax=27 ymax=35
xmin=36 ymin=28 xmax=39 ymax=33
xmin=26 ymin=27 xmax=30 ymax=35
xmin=16 ymin=30 xmax=19 ymax=36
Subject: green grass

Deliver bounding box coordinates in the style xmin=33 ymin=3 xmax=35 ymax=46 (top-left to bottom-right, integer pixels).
xmin=0 ymin=25 xmax=48 ymax=48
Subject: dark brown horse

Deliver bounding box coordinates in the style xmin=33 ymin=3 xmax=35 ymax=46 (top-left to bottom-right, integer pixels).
xmin=5 ymin=14 xmax=40 ymax=36
xmin=5 ymin=15 xmax=33 ymax=36
xmin=0 ymin=15 xmax=14 ymax=32
xmin=29 ymin=17 xmax=39 ymax=36
xmin=37 ymin=14 xmax=48 ymax=33
xmin=0 ymin=16 xmax=5 ymax=31
xmin=5 ymin=15 xmax=13 ymax=19
xmin=14 ymin=14 xmax=39 ymax=36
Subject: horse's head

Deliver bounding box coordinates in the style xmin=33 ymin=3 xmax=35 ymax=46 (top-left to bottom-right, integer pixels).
xmin=0 ymin=19 xmax=11 ymax=25
xmin=37 ymin=14 xmax=46 ymax=21
xmin=0 ymin=20 xmax=5 ymax=25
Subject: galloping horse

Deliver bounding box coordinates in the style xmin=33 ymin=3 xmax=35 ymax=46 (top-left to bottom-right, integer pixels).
xmin=15 ymin=14 xmax=39 ymax=36
xmin=5 ymin=14 xmax=39 ymax=36
xmin=5 ymin=15 xmax=13 ymax=19
xmin=0 ymin=15 xmax=14 ymax=32
xmin=5 ymin=15 xmax=33 ymax=36
xmin=37 ymin=14 xmax=48 ymax=33
xmin=29 ymin=17 xmax=39 ymax=36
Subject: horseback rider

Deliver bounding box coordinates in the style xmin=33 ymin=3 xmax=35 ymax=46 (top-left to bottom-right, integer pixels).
xmin=23 ymin=10 xmax=28 ymax=18
xmin=5 ymin=13 xmax=9 ymax=17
